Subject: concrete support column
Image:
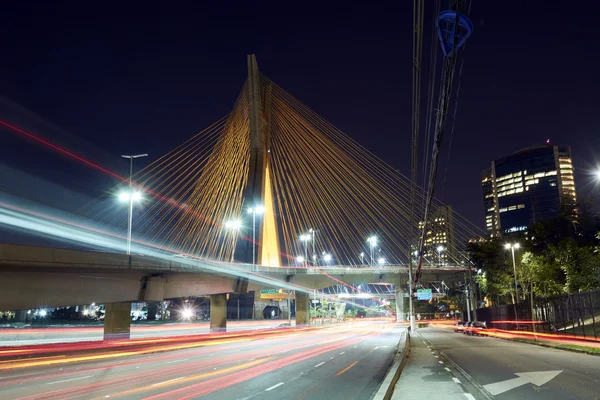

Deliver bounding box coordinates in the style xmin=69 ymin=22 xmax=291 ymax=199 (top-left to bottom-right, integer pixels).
xmin=104 ymin=302 xmax=131 ymax=340
xmin=210 ymin=294 xmax=227 ymax=332
xmin=295 ymin=291 xmax=310 ymax=326
xmin=395 ymin=289 xmax=406 ymax=322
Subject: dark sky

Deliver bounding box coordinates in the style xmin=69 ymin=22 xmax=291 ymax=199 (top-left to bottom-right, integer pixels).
xmin=2 ymin=1 xmax=600 ymax=230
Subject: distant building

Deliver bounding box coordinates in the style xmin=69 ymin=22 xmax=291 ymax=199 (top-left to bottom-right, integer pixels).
xmin=481 ymin=144 xmax=576 ymax=236
xmin=418 ymin=205 xmax=455 ymax=264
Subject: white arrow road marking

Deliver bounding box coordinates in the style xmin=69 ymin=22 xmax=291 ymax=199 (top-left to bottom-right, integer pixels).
xmin=483 ymin=371 xmax=563 ymax=395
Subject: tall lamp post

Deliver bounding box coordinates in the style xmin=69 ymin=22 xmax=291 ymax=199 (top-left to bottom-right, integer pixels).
xmin=367 ymin=236 xmax=377 ymax=266
xmin=505 ymin=242 xmax=521 ymax=327
xmin=300 ymin=233 xmax=311 ymax=268
xmin=247 ymin=205 xmax=265 ymax=270
xmin=437 ymin=245 xmax=444 ymax=266
xmin=120 ymin=153 xmax=148 ymax=255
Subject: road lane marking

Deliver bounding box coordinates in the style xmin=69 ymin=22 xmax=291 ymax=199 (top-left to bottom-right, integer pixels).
xmin=340 ymin=352 xmax=345 ymax=355
xmin=265 ymin=382 xmax=284 ymax=391
xmin=165 ymin=358 xmax=188 ymax=364
xmin=434 ymin=355 xmax=439 ymax=358
xmin=444 ymin=367 xmax=451 ymax=372
xmin=482 ymin=371 xmax=563 ymax=396
xmin=151 ymin=376 xmax=186 ymax=386
xmin=439 ymin=361 xmax=444 ymax=364
xmin=336 ymin=361 xmax=358 ymax=376
xmin=314 ymin=362 xmax=326 ymax=368
xmin=453 ymin=377 xmax=461 ymax=384
xmin=47 ymin=375 xmax=92 ymax=385
xmin=464 ymin=395 xmax=476 ymax=400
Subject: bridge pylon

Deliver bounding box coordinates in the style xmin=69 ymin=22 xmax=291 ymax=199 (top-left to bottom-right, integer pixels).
xmin=240 ymin=54 xmax=281 ymax=268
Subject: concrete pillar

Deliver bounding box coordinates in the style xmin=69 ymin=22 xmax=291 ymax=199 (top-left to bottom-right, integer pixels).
xmin=395 ymin=289 xmax=406 ymax=322
xmin=210 ymin=294 xmax=227 ymax=332
xmin=295 ymin=291 xmax=310 ymax=326
xmin=104 ymin=302 xmax=131 ymax=340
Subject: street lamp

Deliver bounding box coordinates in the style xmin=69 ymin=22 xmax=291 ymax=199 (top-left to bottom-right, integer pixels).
xmin=437 ymin=245 xmax=444 ymax=266
xmin=360 ymin=252 xmax=365 ymax=266
xmin=297 ymin=256 xmax=305 ymax=264
xmin=505 ymin=242 xmax=521 ymax=325
xmin=120 ymin=153 xmax=148 ymax=255
xmin=225 ymin=219 xmax=242 ymax=230
xmin=323 ymin=253 xmax=332 ymax=263
xmin=300 ymin=233 xmax=311 ymax=267
xmin=247 ymin=205 xmax=265 ymax=269
xmin=377 ymin=257 xmax=386 ymax=265
xmin=367 ymin=236 xmax=377 ymax=266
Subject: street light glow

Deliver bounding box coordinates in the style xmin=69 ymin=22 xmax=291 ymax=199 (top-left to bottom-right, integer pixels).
xmin=248 ymin=205 xmax=265 ymax=214
xmin=297 ymin=255 xmax=305 ymax=263
xmin=181 ymin=307 xmax=194 ymax=320
xmin=300 ymin=234 xmax=311 ymax=242
xmin=437 ymin=245 xmax=444 ymax=253
xmin=39 ymin=309 xmax=47 ymax=317
xmin=367 ymin=236 xmax=377 ymax=245
xmin=377 ymin=257 xmax=385 ymax=265
xmin=225 ymin=219 xmax=242 ymax=230
xmin=323 ymin=253 xmax=332 ymax=262
xmin=505 ymin=243 xmax=520 ymax=249
xmin=118 ymin=191 xmax=142 ymax=202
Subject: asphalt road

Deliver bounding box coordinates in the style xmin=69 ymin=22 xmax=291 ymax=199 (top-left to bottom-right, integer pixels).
xmin=417 ymin=327 xmax=600 ymax=400
xmin=0 ymin=321 xmax=403 ymax=399
xmin=0 ymin=320 xmax=285 ymax=346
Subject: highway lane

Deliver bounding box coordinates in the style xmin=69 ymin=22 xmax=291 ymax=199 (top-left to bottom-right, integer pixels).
xmin=0 ymin=321 xmax=404 ymax=399
xmin=417 ymin=327 xmax=600 ymax=400
xmin=0 ymin=320 xmax=285 ymax=346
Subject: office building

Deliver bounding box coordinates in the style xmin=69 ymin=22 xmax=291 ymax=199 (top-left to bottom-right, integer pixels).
xmin=418 ymin=205 xmax=455 ymax=264
xmin=481 ymin=144 xmax=576 ymax=236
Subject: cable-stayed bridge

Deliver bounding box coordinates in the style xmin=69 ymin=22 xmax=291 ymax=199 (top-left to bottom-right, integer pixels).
xmin=0 ymin=55 xmax=482 ymax=337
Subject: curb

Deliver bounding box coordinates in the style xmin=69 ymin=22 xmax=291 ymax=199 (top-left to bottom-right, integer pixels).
xmin=372 ymin=328 xmax=411 ymax=400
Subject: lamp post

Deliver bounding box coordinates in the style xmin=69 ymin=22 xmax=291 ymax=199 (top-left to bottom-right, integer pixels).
xmin=120 ymin=153 xmax=148 ymax=256
xmin=247 ymin=205 xmax=265 ymax=270
xmin=360 ymin=252 xmax=365 ymax=266
xmin=309 ymin=229 xmax=317 ymax=264
xmin=300 ymin=233 xmax=311 ymax=267
xmin=437 ymin=245 xmax=444 ymax=266
xmin=505 ymin=242 xmax=521 ymax=327
xmin=367 ymin=236 xmax=377 ymax=266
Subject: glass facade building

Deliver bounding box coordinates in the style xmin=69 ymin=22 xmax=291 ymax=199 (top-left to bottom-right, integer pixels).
xmin=481 ymin=145 xmax=576 ymax=236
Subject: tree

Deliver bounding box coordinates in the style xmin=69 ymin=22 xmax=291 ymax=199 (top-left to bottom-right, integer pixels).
xmin=468 ymin=239 xmax=514 ymax=304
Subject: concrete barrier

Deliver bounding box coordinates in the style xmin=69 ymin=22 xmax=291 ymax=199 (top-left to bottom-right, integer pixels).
xmin=372 ymin=328 xmax=411 ymax=400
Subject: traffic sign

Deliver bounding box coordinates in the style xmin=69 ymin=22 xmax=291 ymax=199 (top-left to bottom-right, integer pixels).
xmin=417 ymin=289 xmax=432 ymax=300
xmin=260 ymin=289 xmax=281 ymax=294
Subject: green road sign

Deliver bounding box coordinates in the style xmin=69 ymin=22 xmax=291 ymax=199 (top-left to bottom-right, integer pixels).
xmin=417 ymin=289 xmax=432 ymax=301
xmin=260 ymin=289 xmax=280 ymax=294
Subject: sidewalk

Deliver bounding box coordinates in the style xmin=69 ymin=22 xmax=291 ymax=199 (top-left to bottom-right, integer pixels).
xmin=392 ymin=334 xmax=472 ymax=400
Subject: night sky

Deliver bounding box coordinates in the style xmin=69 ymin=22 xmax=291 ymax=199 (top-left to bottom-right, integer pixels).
xmin=2 ymin=1 xmax=600 ymax=231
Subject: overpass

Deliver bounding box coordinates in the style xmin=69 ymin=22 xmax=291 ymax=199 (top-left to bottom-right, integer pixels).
xmin=0 ymin=243 xmax=470 ymax=338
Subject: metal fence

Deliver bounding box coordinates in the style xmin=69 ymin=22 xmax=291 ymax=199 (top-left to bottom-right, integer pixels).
xmin=475 ymin=289 xmax=600 ymax=340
